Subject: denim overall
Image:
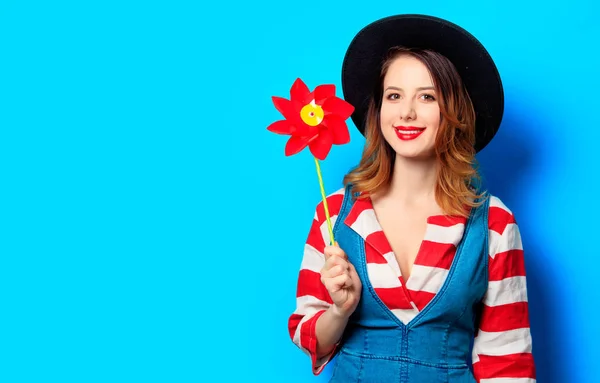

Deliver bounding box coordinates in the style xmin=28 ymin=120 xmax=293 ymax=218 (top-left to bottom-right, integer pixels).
xmin=329 ymin=185 xmax=489 ymax=383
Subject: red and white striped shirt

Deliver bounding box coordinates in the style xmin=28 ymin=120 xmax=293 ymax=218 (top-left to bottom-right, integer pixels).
xmin=288 ymin=187 xmax=536 ymax=382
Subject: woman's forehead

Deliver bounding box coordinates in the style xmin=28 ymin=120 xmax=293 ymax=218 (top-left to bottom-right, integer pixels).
xmin=383 ymin=58 xmax=435 ymax=88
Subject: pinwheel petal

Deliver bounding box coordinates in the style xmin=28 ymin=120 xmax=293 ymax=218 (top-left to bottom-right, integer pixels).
xmin=309 ymin=129 xmax=334 ymax=160
xmin=323 ymin=115 xmax=350 ymax=145
xmin=314 ymin=84 xmax=336 ymax=105
xmin=322 ymin=96 xmax=355 ymax=119
xmin=272 ymin=96 xmax=297 ymax=121
xmin=285 ymin=135 xmax=312 ymax=156
xmin=267 ymin=120 xmax=294 ymax=135
xmin=290 ymin=78 xmax=312 ymax=105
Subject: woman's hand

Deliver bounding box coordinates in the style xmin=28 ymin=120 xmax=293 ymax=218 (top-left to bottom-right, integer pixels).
xmin=320 ymin=243 xmax=362 ymax=318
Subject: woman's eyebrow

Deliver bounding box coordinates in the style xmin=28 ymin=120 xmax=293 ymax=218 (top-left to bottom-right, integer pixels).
xmin=384 ymin=86 xmax=435 ymax=91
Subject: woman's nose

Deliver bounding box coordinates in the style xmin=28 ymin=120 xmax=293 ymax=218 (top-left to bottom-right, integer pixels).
xmin=398 ymin=101 xmax=417 ymax=121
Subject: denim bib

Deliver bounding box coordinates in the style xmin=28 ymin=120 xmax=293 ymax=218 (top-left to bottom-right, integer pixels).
xmin=329 ymin=185 xmax=489 ymax=383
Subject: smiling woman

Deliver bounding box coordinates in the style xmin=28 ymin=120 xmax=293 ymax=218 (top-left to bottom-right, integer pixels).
xmin=287 ymin=14 xmax=536 ymax=383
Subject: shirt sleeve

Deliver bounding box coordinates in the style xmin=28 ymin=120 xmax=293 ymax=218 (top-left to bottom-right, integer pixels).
xmin=287 ymin=189 xmax=345 ymax=375
xmin=472 ymin=197 xmax=537 ymax=382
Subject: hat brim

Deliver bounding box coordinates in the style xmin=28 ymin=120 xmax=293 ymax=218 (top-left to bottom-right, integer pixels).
xmin=341 ymin=14 xmax=504 ymax=153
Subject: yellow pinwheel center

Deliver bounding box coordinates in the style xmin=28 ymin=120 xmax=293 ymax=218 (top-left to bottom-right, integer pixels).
xmin=300 ymin=101 xmax=324 ymax=127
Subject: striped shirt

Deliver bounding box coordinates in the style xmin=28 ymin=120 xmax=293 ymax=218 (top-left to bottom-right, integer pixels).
xmin=288 ymin=187 xmax=536 ymax=382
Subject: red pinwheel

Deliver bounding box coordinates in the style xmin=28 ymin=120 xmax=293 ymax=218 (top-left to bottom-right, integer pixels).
xmin=267 ymin=78 xmax=355 ymax=245
xmin=267 ymin=78 xmax=354 ymax=160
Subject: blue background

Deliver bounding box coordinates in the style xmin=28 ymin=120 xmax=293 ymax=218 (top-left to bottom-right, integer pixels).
xmin=1 ymin=0 xmax=599 ymax=382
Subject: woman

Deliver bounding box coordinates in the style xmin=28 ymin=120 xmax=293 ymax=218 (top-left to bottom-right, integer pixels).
xmin=287 ymin=14 xmax=536 ymax=382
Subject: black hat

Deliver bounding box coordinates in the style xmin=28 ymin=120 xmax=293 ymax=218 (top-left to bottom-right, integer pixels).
xmin=341 ymin=14 xmax=504 ymax=153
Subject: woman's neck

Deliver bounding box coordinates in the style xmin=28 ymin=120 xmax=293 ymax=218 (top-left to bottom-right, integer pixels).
xmin=382 ymin=156 xmax=438 ymax=207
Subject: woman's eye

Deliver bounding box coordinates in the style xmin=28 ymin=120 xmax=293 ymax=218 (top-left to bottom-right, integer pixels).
xmin=387 ymin=93 xmax=400 ymax=100
xmin=421 ymin=94 xmax=436 ymax=101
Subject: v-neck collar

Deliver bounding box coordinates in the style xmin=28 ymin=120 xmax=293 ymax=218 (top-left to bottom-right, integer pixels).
xmin=343 ymin=196 xmax=396 ymax=265
xmin=339 ymin=189 xmax=476 ymax=326
xmin=342 ymin=193 xmax=468 ymax=288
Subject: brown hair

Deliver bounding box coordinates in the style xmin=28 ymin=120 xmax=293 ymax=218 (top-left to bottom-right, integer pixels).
xmin=342 ymin=46 xmax=486 ymax=217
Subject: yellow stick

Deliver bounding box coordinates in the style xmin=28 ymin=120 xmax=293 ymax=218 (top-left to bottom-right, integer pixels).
xmin=314 ymin=157 xmax=335 ymax=245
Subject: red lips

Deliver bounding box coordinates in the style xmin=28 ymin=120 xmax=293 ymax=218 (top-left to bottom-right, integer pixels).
xmin=394 ymin=126 xmax=426 ymax=141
